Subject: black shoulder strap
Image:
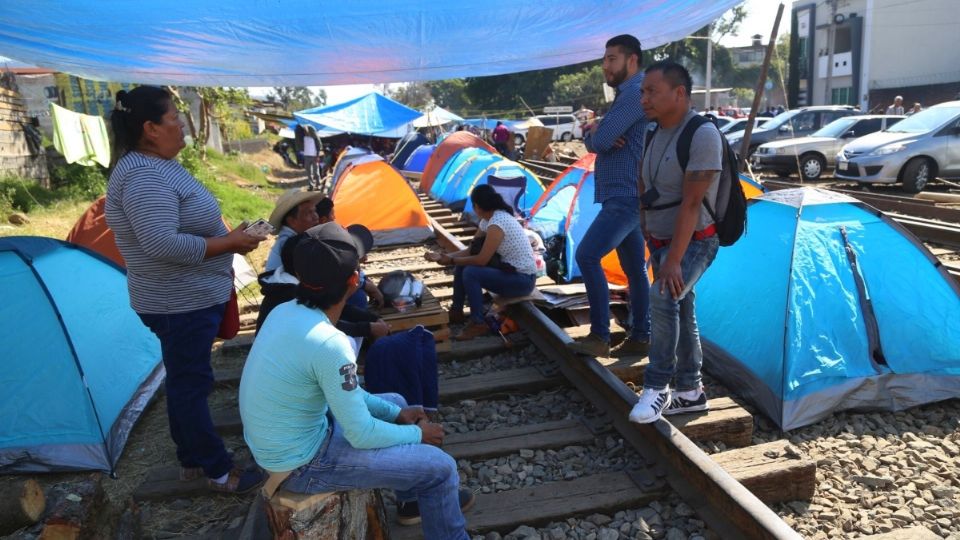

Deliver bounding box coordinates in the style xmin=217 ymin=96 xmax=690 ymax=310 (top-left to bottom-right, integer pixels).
xmin=676 ymin=114 xmax=710 ymax=172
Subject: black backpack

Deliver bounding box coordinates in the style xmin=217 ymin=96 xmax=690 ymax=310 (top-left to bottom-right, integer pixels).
xmin=643 ymin=114 xmax=747 ymax=247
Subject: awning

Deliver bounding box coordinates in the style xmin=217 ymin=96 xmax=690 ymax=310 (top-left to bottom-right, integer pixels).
xmin=0 ymin=1 xmax=741 ymax=85
xmin=294 ymin=92 xmax=421 ymax=137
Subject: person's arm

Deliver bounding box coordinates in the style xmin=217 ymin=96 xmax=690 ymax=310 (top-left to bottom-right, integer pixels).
xmin=588 ymin=86 xmax=646 ymax=153
xmin=658 ymin=126 xmax=722 ymax=299
xmin=316 ymin=335 xmax=421 ymax=448
xmin=445 ymin=225 xmax=504 ymax=266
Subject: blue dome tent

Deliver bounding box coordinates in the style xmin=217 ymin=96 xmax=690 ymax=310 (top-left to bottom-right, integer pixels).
xmin=403 ymin=144 xmax=435 ymax=173
xmin=697 ymin=188 xmax=960 ymax=430
xmin=0 ymin=237 xmax=163 ymax=473
xmin=392 ymin=131 xmax=429 ymax=169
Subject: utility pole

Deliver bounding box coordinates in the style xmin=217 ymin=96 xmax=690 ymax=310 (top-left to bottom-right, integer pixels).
xmin=824 ymin=0 xmax=838 ymax=105
xmin=705 ymin=25 xmax=713 ymax=111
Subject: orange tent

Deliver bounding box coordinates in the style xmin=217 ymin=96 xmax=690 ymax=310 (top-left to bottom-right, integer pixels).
xmin=419 ymin=132 xmax=495 ymax=194
xmin=66 ymin=196 xmax=124 ymax=267
xmin=333 ymin=160 xmax=432 ymax=246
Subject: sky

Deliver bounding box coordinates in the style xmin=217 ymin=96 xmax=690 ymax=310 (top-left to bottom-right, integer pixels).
xmin=250 ymin=1 xmax=795 ymax=108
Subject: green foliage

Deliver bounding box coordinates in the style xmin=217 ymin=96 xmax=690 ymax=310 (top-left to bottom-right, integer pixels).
xmin=268 ymin=87 xmax=327 ymax=112
xmin=0 ymin=164 xmax=105 ymax=215
xmin=178 ymin=147 xmax=278 ymax=226
xmin=731 ymin=87 xmax=756 ymax=105
xmin=425 ymin=79 xmax=472 ymax=113
xmin=461 ymin=60 xmax=594 ymax=116
xmin=50 ymin=163 xmax=108 ymax=200
xmin=387 ymin=83 xmax=433 ymax=110
xmin=551 ymin=65 xmax=606 ymax=111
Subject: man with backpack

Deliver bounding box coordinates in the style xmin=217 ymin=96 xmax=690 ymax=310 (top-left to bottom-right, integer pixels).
xmin=629 ymin=61 xmax=729 ymax=424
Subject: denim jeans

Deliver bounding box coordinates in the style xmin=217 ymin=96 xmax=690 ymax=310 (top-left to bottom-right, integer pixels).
xmin=451 ymin=266 xmax=536 ymax=323
xmin=304 ymin=155 xmax=321 ymax=189
xmin=643 ymin=236 xmax=719 ymax=391
xmin=574 ymin=196 xmax=651 ymax=341
xmin=283 ymin=393 xmax=468 ymax=540
xmin=138 ymin=303 xmax=233 ymax=478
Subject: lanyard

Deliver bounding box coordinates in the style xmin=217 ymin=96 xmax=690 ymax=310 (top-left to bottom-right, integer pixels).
xmin=645 ymin=126 xmax=681 ymax=192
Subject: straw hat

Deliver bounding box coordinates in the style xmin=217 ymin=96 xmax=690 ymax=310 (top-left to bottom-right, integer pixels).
xmin=269 ymin=188 xmax=325 ymax=232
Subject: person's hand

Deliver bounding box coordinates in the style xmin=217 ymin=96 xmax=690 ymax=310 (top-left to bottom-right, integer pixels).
xmin=370 ymin=320 xmax=391 ymax=338
xmin=658 ymin=259 xmax=684 ymax=300
xmin=583 ymin=122 xmax=599 ymax=135
xmin=396 ymin=406 xmax=428 ymax=425
xmin=418 ymin=422 xmax=445 ymax=446
xmin=612 ymin=136 xmax=627 ymax=149
xmin=227 ymin=225 xmax=263 ymax=255
xmin=425 ymin=251 xmax=444 ymax=263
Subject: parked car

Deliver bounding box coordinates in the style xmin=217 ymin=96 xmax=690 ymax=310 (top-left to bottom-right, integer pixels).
xmin=720 ymin=117 xmax=770 ymax=139
xmin=533 ymin=114 xmax=583 ymax=142
xmin=727 ymin=105 xmax=861 ymax=158
xmin=835 ymin=101 xmax=960 ymax=192
xmin=752 ymin=115 xmax=903 ymax=181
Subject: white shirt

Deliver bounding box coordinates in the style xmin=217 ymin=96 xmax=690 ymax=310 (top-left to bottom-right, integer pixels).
xmin=479 ymin=210 xmax=538 ymax=275
xmin=303 ymin=136 xmax=318 ymax=157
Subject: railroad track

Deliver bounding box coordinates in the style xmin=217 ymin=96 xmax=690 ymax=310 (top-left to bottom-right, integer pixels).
xmin=405 ymin=193 xmax=810 ymax=539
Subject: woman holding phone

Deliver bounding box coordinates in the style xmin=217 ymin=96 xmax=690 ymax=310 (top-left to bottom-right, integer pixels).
xmin=105 ymin=86 xmax=266 ymax=493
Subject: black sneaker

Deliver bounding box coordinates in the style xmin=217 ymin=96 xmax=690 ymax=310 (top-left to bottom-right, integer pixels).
xmin=663 ymin=386 xmax=709 ymax=416
xmin=396 ymin=487 xmax=477 ymax=526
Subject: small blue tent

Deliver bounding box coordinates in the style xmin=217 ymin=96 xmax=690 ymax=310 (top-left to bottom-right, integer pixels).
xmin=433 ymin=149 xmax=504 ymax=204
xmin=697 ymin=188 xmax=960 ymax=430
xmin=392 ymin=132 xmax=429 ymax=169
xmin=461 ymin=162 xmax=544 ymax=218
xmin=0 ymin=237 xmax=163 ymax=472
xmin=403 ymin=144 xmax=435 ymax=173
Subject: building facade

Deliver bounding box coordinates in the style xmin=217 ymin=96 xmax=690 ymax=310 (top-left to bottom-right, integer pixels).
xmin=789 ymin=0 xmax=960 ymax=111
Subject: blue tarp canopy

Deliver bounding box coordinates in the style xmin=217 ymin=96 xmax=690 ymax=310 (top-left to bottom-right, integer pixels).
xmin=294 ymin=93 xmax=422 ymax=137
xmin=0 ymin=1 xmax=740 ymax=85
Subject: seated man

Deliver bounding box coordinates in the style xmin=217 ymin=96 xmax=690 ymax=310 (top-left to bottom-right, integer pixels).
xmin=316 ymin=196 xmax=335 ymax=224
xmin=240 ymin=223 xmax=474 ymax=538
xmin=265 ymin=189 xmax=325 ymax=273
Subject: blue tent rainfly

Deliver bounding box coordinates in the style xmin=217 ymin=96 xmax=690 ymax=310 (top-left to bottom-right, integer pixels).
xmin=294 ymin=93 xmax=422 ymax=136
xmin=0 ymin=1 xmax=741 ymax=85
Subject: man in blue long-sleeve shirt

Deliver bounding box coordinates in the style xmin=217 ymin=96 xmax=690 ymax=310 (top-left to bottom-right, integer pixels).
xmin=568 ymin=34 xmax=651 ymax=359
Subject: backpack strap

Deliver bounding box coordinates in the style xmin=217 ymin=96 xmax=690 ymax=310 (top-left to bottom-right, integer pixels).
xmin=675 ymin=114 xmax=711 ymax=172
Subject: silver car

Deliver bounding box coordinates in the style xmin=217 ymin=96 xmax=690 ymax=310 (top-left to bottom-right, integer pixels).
xmin=752 ymin=115 xmax=903 ymax=181
xmin=835 ymin=101 xmax=960 ymax=192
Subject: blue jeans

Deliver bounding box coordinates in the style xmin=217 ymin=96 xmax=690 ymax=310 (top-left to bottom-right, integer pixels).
xmin=283 ymin=394 xmax=468 ymax=540
xmin=138 ymin=303 xmax=233 ymax=478
xmin=574 ymin=196 xmax=650 ymax=341
xmin=644 ymin=236 xmax=719 ymax=391
xmin=451 ymin=266 xmax=536 ymax=323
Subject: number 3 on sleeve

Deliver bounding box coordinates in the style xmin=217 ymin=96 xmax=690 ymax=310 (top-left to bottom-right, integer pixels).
xmin=339 ymin=364 xmax=359 ymax=391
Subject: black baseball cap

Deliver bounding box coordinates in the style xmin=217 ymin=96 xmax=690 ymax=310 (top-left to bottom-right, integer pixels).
xmin=295 ymin=223 xmax=360 ymax=292
xmin=347 ymin=224 xmax=374 ymax=256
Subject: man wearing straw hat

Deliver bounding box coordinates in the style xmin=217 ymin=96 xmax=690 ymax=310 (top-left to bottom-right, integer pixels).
xmin=264 ymin=188 xmax=325 ymax=273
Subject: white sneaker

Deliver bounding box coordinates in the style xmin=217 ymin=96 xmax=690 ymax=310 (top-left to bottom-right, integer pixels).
xmin=663 ymin=385 xmax=709 ymax=416
xmin=628 ymin=387 xmax=671 ymax=424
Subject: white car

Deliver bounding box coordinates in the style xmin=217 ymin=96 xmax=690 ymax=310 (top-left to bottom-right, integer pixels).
xmin=533 ymin=114 xmax=583 ymax=142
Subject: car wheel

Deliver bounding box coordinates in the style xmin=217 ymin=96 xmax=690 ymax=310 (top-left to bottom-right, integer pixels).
xmin=799 ymin=153 xmax=826 ymax=181
xmin=514 ymin=134 xmax=525 ymax=147
xmin=561 ymin=132 xmax=572 ymax=142
xmin=901 ymin=157 xmax=933 ymax=193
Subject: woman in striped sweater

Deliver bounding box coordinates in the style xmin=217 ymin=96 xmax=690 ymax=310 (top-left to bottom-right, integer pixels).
xmin=105 ymin=86 xmax=266 ymax=493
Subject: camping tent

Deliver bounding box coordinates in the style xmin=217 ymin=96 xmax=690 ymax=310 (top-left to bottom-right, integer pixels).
xmin=459 ymin=161 xmax=543 ymax=218
xmin=332 ymin=160 xmax=432 ymax=246
xmin=430 ymin=148 xmax=503 ymax=202
xmin=330 ymin=146 xmax=382 ymax=191
xmin=413 ymin=106 xmax=464 ymax=128
xmin=392 ymin=132 xmax=429 ymax=169
xmin=697 ymin=188 xmax=960 ymax=430
xmin=420 ymin=132 xmax=496 ymax=194
xmin=66 ymin=196 xmax=258 ymax=288
xmin=294 ymin=93 xmax=422 ymax=137
xmin=403 ymin=144 xmax=435 ymax=173
xmin=0 ymin=237 xmax=163 ymax=473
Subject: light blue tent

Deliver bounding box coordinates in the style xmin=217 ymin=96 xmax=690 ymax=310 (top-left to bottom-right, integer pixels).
xmin=461 ymin=162 xmax=544 ymax=218
xmin=403 ymin=144 xmax=435 ymax=173
xmin=697 ymin=189 xmax=960 ymax=430
xmin=433 ymin=149 xmax=504 ymax=204
xmin=0 ymin=237 xmax=163 ymax=472
xmin=295 ymin=93 xmax=422 ymax=136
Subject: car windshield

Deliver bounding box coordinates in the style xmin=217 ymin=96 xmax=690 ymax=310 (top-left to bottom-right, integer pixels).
xmin=756 ymin=109 xmax=800 ymax=131
xmin=719 ymin=120 xmax=743 ymax=134
xmin=886 ymin=106 xmax=960 ymax=133
xmin=812 ymin=117 xmax=859 ymax=138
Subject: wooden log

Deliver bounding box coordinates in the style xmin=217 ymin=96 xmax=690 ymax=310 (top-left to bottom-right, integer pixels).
xmin=39 ymin=474 xmax=105 ymax=540
xmin=267 ymin=489 xmax=389 ymax=540
xmin=0 ymin=478 xmax=45 ymax=535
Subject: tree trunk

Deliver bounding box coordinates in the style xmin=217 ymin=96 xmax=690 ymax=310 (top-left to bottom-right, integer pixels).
xmin=0 ymin=478 xmax=45 ymax=535
xmin=38 ymin=474 xmax=105 ymax=540
xmin=266 ymin=489 xmax=389 ymax=540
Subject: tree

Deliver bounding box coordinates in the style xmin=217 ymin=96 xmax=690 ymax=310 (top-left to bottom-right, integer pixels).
xmin=424 ymin=79 xmax=472 ymax=114
xmin=550 ymin=65 xmax=606 ymax=111
xmin=167 ymin=86 xmax=251 ymax=157
xmin=386 ymin=82 xmax=433 ymax=110
xmin=267 ymin=87 xmax=327 ymax=112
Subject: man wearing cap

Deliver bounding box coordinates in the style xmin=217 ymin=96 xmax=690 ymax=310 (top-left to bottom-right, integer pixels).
xmin=240 ymin=223 xmax=474 ymax=538
xmin=264 ymin=188 xmax=325 ymax=273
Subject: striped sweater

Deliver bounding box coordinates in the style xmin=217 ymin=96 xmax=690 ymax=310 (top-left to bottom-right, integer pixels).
xmin=105 ymin=151 xmax=231 ymax=314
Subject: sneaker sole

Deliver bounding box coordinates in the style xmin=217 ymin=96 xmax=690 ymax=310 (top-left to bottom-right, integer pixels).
xmin=396 ymin=514 xmax=421 ymax=526
xmin=628 ymin=410 xmax=663 ymax=424
xmin=663 ymin=404 xmax=710 ymax=416
xmin=565 ymin=343 xmax=610 ymax=357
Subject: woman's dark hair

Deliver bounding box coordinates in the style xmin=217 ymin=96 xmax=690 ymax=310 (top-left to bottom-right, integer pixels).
xmin=470 ymin=184 xmax=514 ymax=215
xmin=110 ymin=86 xmax=173 ymax=159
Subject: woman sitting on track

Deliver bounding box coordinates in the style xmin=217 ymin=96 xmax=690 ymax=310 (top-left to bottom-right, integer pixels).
xmin=425 ymin=184 xmax=538 ymax=340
